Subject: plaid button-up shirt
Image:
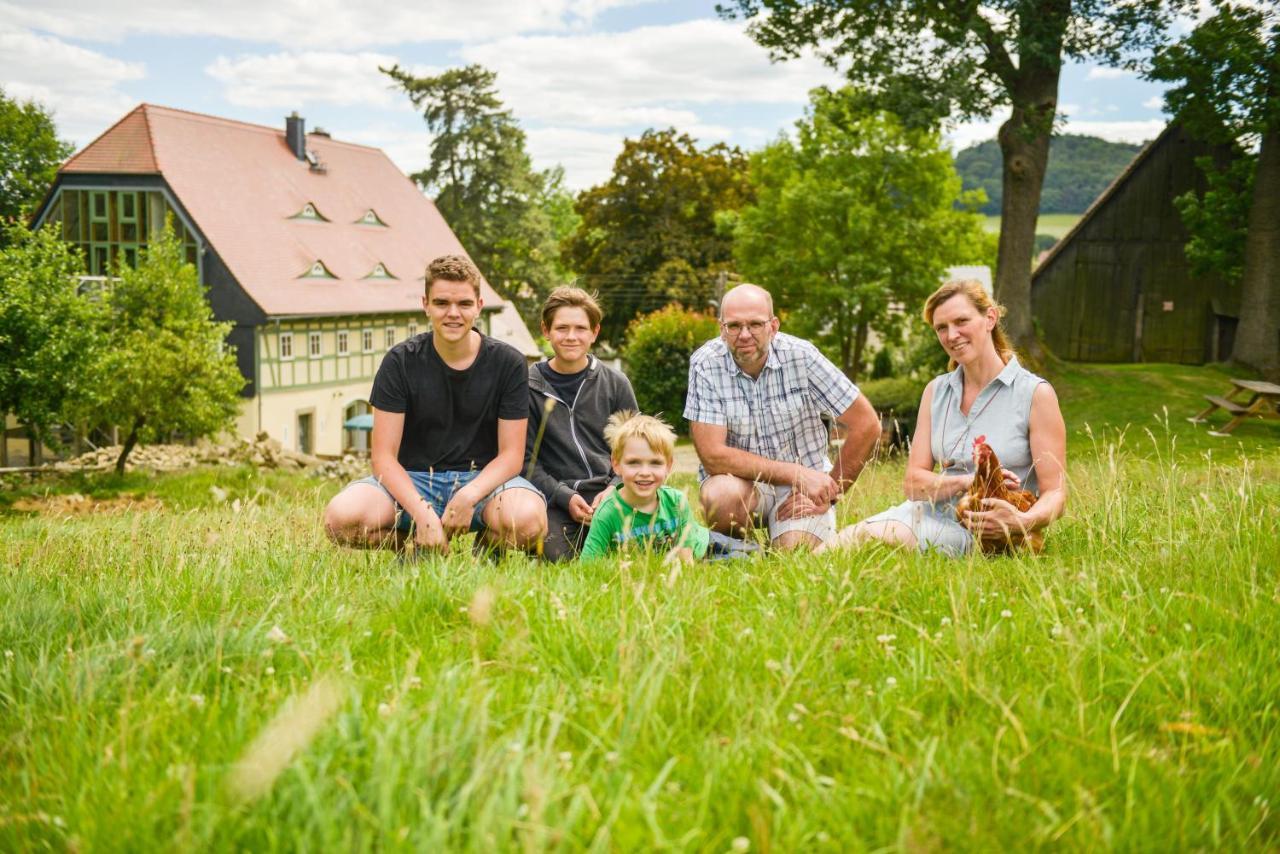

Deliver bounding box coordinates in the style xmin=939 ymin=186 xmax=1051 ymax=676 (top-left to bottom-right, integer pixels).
xmin=683 ymin=332 xmax=860 ymax=472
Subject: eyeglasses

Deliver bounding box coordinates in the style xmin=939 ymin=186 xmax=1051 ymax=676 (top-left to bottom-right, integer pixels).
xmin=720 ymin=320 xmax=770 ymax=336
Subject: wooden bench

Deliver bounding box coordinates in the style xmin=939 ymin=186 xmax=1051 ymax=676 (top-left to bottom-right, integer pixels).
xmin=1190 ymin=395 xmax=1247 ymax=421
xmin=1188 ymin=379 xmax=1280 ymax=436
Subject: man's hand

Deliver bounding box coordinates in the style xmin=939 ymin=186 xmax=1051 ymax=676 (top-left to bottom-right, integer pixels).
xmin=590 ymin=485 xmax=615 ymax=511
xmin=568 ymin=493 xmax=594 ymax=524
xmin=440 ymin=485 xmax=481 ymax=536
xmin=793 ymin=466 xmax=839 ymax=505
xmin=776 ymin=490 xmax=826 ymax=521
xmin=412 ymin=504 xmax=448 ymax=552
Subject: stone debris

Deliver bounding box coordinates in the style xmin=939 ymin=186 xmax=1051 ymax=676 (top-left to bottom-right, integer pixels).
xmin=11 ymin=493 xmax=164 ymax=515
xmin=46 ymin=433 xmax=330 ymax=474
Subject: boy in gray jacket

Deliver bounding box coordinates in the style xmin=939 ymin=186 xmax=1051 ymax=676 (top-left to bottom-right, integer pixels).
xmin=526 ymin=287 xmax=638 ymax=560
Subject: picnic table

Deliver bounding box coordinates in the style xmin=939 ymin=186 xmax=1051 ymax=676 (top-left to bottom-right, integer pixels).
xmin=1188 ymin=378 xmax=1280 ymax=436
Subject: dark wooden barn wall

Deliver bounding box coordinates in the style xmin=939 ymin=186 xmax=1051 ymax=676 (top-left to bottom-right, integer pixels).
xmin=1031 ymin=126 xmax=1238 ymax=364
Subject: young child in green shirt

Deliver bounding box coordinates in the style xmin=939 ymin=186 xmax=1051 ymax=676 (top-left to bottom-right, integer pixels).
xmin=580 ymin=412 xmax=709 ymax=563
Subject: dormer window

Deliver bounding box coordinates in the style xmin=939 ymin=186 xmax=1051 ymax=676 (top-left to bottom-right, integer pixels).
xmin=357 ymin=209 xmax=387 ymax=227
xmin=300 ymin=260 xmax=336 ymax=279
xmin=363 ymin=262 xmax=395 ymax=280
xmin=291 ymin=202 xmax=328 ymax=221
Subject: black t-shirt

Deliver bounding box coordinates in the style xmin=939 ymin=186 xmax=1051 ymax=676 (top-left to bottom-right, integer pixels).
xmin=537 ymin=361 xmax=589 ymax=405
xmin=370 ymin=331 xmax=528 ymax=472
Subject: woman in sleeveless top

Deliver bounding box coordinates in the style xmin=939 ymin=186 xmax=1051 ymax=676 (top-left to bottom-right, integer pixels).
xmin=822 ymin=280 xmax=1067 ymax=557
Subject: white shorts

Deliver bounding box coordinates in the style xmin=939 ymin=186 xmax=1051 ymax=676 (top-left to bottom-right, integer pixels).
xmin=753 ymin=481 xmax=838 ymax=544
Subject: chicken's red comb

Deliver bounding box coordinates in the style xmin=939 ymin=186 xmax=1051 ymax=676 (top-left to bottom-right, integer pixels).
xmin=974 ymin=434 xmax=987 ymax=446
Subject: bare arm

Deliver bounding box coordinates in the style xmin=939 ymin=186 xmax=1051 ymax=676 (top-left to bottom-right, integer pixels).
xmin=902 ymin=381 xmax=972 ymax=502
xmin=370 ymin=408 xmax=443 ymax=543
xmin=689 ymin=420 xmax=836 ymax=502
xmin=1020 ymin=383 xmax=1067 ymax=531
xmin=830 ymin=393 xmax=880 ymax=492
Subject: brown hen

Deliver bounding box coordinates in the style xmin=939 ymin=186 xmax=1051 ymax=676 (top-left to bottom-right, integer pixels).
xmin=955 ymin=435 xmax=1043 ymax=554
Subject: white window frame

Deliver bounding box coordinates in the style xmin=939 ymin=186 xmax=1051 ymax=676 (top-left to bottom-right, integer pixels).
xmin=279 ymin=331 xmax=294 ymax=361
xmin=407 ymin=322 xmax=418 ymax=338
xmin=337 ymin=330 xmax=350 ymax=356
xmin=362 ymin=328 xmax=374 ymax=353
xmin=385 ymin=327 xmax=396 ymax=349
xmin=308 ymin=331 xmax=322 ymax=359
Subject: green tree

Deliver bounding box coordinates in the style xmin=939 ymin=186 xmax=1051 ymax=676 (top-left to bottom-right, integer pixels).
xmin=1149 ymin=3 xmax=1279 ymax=376
xmin=90 ymin=222 xmax=245 ymax=474
xmin=563 ymin=129 xmax=753 ymax=344
xmin=721 ymin=0 xmax=1190 ymax=364
xmin=0 ymin=89 xmax=73 ymax=247
xmin=620 ymin=305 xmax=720 ymax=435
xmin=382 ymin=64 xmax=563 ymax=324
xmin=732 ymin=88 xmax=990 ymax=381
xmin=0 ymin=221 xmax=102 ymax=448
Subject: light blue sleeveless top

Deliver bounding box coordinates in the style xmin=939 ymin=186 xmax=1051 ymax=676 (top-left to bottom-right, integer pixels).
xmin=928 ymin=356 xmax=1046 ymax=509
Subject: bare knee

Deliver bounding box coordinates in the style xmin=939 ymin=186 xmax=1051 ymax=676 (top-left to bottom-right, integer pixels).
xmin=323 ymin=485 xmax=394 ymax=546
xmin=700 ymin=476 xmax=756 ymax=533
xmin=484 ymin=491 xmax=547 ymax=550
xmin=773 ymin=530 xmax=822 ymax=551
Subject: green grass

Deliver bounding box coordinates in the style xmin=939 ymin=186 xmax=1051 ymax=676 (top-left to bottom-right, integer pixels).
xmin=983 ymin=213 xmax=1082 ymax=239
xmin=3 ymin=363 xmax=1279 ymax=850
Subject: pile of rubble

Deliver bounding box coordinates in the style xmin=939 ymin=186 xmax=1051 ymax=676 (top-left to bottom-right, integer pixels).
xmin=311 ymin=455 xmax=368 ymax=481
xmin=49 ymin=433 xmax=324 ymax=473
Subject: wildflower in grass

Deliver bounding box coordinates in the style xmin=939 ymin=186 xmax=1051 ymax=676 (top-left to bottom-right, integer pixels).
xmin=765 ymin=659 xmax=782 ymax=672
xmin=605 ymin=751 xmax=620 ymax=765
xmin=732 ymin=836 xmax=750 ymax=852
xmin=190 ymin=694 xmax=205 ymax=708
xmin=266 ymin=625 xmax=290 ymax=644
xmin=885 ymin=676 xmax=897 ymax=687
xmin=1051 ymin=624 xmax=1064 ymax=637
xmin=558 ymin=751 xmax=573 ymax=769
xmin=265 ymin=666 xmax=275 ymax=675
xmin=940 ymin=617 xmax=952 ymax=626
xmin=1001 ymin=609 xmax=1013 ymax=618
xmin=1184 ymin=623 xmax=1193 ymax=632
xmin=875 ymin=634 xmax=896 ymax=644
xmin=377 ymin=702 xmax=392 ymax=718
xmin=3 ymin=650 xmax=12 ymax=659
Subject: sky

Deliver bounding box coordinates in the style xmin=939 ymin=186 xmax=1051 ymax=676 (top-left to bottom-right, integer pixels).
xmin=1 ymin=0 xmax=1177 ymax=191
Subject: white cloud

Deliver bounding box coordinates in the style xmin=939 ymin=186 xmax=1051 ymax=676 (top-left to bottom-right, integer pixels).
xmin=1143 ymin=95 xmax=1164 ymax=110
xmin=460 ymin=19 xmax=840 ymax=128
xmin=526 ymin=127 xmax=625 ymax=187
xmin=947 ymin=108 xmax=1162 ymax=151
xmin=1085 ymin=66 xmax=1132 ymax=80
xmin=0 ymin=23 xmax=145 ymax=145
xmin=206 ymin=52 xmax=433 ymax=109
xmin=0 ymin=0 xmax=658 ymax=49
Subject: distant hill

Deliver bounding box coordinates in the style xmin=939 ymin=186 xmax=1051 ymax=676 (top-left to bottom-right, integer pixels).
xmin=956 ymin=134 xmax=1145 ymax=215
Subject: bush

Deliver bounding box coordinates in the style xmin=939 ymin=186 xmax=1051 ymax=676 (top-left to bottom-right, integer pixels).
xmin=859 ymin=375 xmax=927 ymax=446
xmin=621 ymin=304 xmax=720 ymax=435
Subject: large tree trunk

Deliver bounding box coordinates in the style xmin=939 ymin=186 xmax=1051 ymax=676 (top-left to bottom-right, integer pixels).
xmin=995 ymin=69 xmax=1059 ymax=367
xmin=1230 ymin=125 xmax=1280 ymax=379
xmin=115 ymin=416 xmax=144 ymax=476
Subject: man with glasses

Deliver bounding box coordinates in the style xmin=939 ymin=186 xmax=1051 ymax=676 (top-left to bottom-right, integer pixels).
xmin=684 ymin=284 xmax=881 ymax=550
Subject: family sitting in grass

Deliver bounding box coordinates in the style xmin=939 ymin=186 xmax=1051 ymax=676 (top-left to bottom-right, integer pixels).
xmin=323 ymin=254 xmax=1066 ymax=558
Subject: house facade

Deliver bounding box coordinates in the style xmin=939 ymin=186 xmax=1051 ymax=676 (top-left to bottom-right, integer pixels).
xmin=30 ymin=104 xmax=540 ymax=458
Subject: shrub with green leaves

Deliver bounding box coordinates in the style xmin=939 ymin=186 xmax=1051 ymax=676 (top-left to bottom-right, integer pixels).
xmin=620 ymin=304 xmax=719 ymax=434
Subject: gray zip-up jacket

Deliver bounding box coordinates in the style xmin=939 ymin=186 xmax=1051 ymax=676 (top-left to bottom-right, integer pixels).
xmin=526 ymin=356 xmax=638 ymax=512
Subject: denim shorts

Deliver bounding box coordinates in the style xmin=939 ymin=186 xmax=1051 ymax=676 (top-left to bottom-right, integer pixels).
xmin=348 ymin=470 xmax=542 ymax=533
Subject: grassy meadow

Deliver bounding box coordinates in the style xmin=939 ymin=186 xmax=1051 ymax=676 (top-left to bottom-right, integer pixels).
xmin=2 ymin=362 xmax=1279 ymax=851
xmin=984 ymin=214 xmax=1082 ymax=240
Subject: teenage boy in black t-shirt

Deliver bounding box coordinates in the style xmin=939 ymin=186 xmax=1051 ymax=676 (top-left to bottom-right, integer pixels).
xmin=323 ymin=255 xmax=547 ymax=553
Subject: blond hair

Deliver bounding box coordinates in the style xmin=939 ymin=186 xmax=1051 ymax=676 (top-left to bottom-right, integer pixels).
xmin=541 ymin=286 xmax=603 ymax=330
xmin=425 ymin=254 xmax=481 ymax=298
xmin=923 ymin=279 xmax=1015 ymax=369
xmin=603 ymin=411 xmax=675 ymax=463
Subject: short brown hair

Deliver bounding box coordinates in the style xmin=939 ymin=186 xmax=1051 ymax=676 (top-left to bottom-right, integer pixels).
xmin=603 ymin=410 xmax=676 ymax=463
xmin=541 ymin=286 xmax=602 ymax=330
xmin=426 ymin=255 xmax=481 ymax=298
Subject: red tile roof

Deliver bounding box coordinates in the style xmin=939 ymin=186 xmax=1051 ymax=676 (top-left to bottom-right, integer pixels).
xmin=58 ymin=104 xmax=538 ymax=355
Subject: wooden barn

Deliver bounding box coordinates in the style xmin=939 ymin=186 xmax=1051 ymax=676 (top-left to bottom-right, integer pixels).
xmin=1030 ymin=123 xmax=1239 ymax=364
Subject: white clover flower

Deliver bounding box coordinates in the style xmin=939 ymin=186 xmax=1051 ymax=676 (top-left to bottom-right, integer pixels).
xmin=940 ymin=617 xmax=952 ymax=626
xmin=1001 ymin=609 xmax=1013 ymax=619
xmin=604 ymin=751 xmax=620 ymax=765
xmin=265 ymin=666 xmax=275 ymax=675
xmin=266 ymin=625 xmax=290 ymax=644
xmin=731 ymin=836 xmax=750 ymax=852
xmin=875 ymin=633 xmax=896 ymax=644
xmin=1051 ymin=624 xmax=1063 ymax=637
xmin=189 ymin=694 xmax=205 ymax=708
xmin=377 ymin=702 xmax=392 ymax=718
xmin=3 ymin=650 xmax=12 ymax=660
xmin=885 ymin=676 xmax=897 ymax=687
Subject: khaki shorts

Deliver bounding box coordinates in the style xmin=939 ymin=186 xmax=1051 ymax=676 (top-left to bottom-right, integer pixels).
xmin=753 ymin=481 xmax=838 ymax=544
